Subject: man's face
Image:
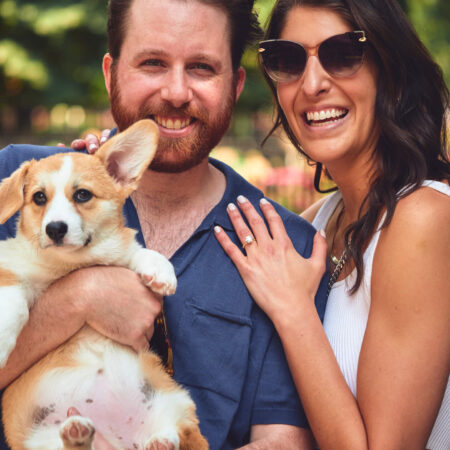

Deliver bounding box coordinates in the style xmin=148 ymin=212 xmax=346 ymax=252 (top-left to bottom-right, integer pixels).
xmin=103 ymin=0 xmax=245 ymax=173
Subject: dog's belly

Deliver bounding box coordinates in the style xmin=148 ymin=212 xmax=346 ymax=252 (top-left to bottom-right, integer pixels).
xmin=31 ymin=340 xmax=169 ymax=449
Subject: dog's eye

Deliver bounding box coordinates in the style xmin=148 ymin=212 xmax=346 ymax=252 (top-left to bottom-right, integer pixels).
xmin=73 ymin=189 xmax=93 ymax=203
xmin=33 ymin=191 xmax=47 ymax=206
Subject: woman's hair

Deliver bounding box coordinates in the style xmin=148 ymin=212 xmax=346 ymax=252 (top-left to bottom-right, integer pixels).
xmin=262 ymin=0 xmax=450 ymax=292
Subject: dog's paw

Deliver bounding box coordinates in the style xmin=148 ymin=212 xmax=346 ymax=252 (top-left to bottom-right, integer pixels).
xmin=135 ymin=250 xmax=177 ymax=296
xmin=144 ymin=429 xmax=179 ymax=450
xmin=59 ymin=416 xmax=95 ymax=449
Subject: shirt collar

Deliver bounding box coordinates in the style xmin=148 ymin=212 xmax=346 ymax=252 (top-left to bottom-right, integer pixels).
xmin=109 ymin=127 xmax=264 ymax=232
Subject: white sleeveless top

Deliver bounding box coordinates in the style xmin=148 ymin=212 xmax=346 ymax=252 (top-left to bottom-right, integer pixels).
xmin=312 ymin=180 xmax=450 ymax=449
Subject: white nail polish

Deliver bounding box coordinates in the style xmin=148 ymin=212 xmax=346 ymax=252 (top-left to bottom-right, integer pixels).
xmin=319 ymin=229 xmax=326 ymax=238
xmin=214 ymin=226 xmax=221 ymax=233
xmin=88 ymin=144 xmax=98 ymax=151
xmin=100 ymin=136 xmax=107 ymax=143
xmin=237 ymin=195 xmax=248 ymax=204
xmin=260 ymin=198 xmax=269 ymax=205
xmin=228 ymin=203 xmax=237 ymax=211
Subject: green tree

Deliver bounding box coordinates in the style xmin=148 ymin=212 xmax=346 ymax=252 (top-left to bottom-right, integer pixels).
xmin=0 ymin=0 xmax=108 ymax=132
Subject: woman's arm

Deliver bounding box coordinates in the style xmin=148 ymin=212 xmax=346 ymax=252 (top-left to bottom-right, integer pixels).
xmin=215 ymin=191 xmax=449 ymax=449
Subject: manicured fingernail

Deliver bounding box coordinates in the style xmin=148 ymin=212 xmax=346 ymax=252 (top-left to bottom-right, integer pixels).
xmin=227 ymin=203 xmax=237 ymax=211
xmin=237 ymin=195 xmax=248 ymax=204
xmin=214 ymin=226 xmax=221 ymax=233
xmin=100 ymin=136 xmax=108 ymax=144
xmin=319 ymin=229 xmax=326 ymax=238
xmin=260 ymin=198 xmax=269 ymax=205
xmin=88 ymin=143 xmax=98 ymax=152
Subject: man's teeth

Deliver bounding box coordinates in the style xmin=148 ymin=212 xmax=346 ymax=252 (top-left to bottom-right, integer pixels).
xmin=306 ymin=109 xmax=347 ymax=123
xmin=154 ymin=116 xmax=191 ymax=130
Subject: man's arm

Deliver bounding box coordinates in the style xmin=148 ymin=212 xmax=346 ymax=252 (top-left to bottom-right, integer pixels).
xmin=239 ymin=424 xmax=313 ymax=449
xmin=0 ymin=265 xmax=162 ymax=389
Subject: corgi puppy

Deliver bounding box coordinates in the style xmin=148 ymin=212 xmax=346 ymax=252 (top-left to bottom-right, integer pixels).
xmin=0 ymin=120 xmax=208 ymax=450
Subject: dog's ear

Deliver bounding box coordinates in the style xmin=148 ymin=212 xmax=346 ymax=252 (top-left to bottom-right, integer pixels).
xmin=95 ymin=119 xmax=159 ymax=191
xmin=0 ymin=160 xmax=32 ymax=224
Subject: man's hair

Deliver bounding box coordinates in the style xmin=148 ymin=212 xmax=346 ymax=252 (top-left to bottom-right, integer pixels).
xmin=107 ymin=0 xmax=263 ymax=71
xmin=262 ymin=0 xmax=449 ymax=292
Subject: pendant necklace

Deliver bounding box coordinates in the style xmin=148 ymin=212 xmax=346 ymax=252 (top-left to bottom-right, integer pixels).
xmin=327 ymin=203 xmax=349 ymax=296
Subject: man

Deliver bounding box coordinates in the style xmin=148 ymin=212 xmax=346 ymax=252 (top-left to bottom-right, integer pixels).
xmin=0 ymin=1 xmax=328 ymax=448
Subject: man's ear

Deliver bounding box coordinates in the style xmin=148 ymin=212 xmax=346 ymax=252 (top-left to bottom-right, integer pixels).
xmin=103 ymin=53 xmax=114 ymax=98
xmin=95 ymin=120 xmax=159 ymax=191
xmin=235 ymin=67 xmax=246 ymax=102
xmin=0 ymin=160 xmax=32 ymax=224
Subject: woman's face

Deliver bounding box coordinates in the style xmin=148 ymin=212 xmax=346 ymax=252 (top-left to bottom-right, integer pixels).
xmin=277 ymin=6 xmax=379 ymax=170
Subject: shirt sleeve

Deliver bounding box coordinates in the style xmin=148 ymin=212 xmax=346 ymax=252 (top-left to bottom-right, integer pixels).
xmin=250 ymin=210 xmax=328 ymax=428
xmin=251 ymin=329 xmax=309 ymax=427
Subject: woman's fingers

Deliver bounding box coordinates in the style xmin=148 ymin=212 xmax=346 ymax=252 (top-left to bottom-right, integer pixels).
xmin=226 ymin=202 xmax=258 ymax=252
xmin=214 ymin=226 xmax=247 ymax=270
xmin=229 ymin=195 xmax=275 ymax=247
xmin=311 ymin=230 xmax=328 ymax=277
xmin=258 ymin=198 xmax=290 ymax=241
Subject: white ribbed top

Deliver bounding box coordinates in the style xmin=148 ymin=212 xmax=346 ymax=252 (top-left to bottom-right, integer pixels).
xmin=312 ymin=181 xmax=450 ymax=449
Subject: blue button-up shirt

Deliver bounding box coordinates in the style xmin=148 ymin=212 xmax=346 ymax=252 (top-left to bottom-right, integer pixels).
xmin=0 ymin=144 xmax=328 ymax=449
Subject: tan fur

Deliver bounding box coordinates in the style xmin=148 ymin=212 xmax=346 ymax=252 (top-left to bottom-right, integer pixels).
xmin=1 ymin=120 xmax=207 ymax=449
xmin=0 ymin=268 xmax=18 ymax=286
xmin=0 ymin=161 xmax=32 ymax=225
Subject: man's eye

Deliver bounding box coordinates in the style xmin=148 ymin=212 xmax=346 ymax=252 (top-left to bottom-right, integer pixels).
xmin=143 ymin=59 xmax=164 ymax=67
xmin=73 ymin=189 xmax=93 ymax=203
xmin=190 ymin=63 xmax=214 ymax=72
xmin=33 ymin=191 xmax=47 ymax=206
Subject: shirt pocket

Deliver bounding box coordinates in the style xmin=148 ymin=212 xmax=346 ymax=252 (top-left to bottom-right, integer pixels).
xmin=169 ymin=299 xmax=253 ymax=402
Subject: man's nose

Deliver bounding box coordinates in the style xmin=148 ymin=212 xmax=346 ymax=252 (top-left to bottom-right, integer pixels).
xmin=160 ymin=68 xmax=193 ymax=108
xmin=301 ymin=56 xmax=332 ymax=98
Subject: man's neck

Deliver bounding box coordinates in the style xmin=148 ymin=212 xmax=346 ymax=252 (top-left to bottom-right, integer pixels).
xmin=131 ymin=158 xmax=226 ymax=258
xmin=135 ymin=158 xmax=223 ymax=208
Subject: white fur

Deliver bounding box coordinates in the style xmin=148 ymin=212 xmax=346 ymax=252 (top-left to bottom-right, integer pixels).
xmin=0 ymin=285 xmax=30 ymax=367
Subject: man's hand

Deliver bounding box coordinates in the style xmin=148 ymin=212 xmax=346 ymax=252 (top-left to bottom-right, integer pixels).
xmin=0 ymin=265 xmax=162 ymax=388
xmin=76 ymin=265 xmax=163 ymax=352
xmin=57 ymin=129 xmax=111 ymax=153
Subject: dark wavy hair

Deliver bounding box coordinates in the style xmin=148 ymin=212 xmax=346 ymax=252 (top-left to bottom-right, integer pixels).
xmin=262 ymin=0 xmax=450 ymax=292
xmin=107 ymin=0 xmax=263 ymax=72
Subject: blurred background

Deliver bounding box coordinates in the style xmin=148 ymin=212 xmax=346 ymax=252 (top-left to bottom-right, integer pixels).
xmin=1 ymin=0 xmax=448 ymax=212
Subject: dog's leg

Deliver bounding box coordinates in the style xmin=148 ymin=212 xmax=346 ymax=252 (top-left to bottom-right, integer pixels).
xmin=24 ymin=424 xmax=66 ymax=450
xmin=0 ymin=285 xmax=30 ymax=367
xmin=59 ymin=415 xmax=95 ymax=450
xmin=126 ymin=244 xmax=177 ymax=296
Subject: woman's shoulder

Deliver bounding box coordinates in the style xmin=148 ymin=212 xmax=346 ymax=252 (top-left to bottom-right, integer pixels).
xmin=376 ymin=182 xmax=449 ymax=266
xmin=393 ymin=182 xmax=450 ymax=232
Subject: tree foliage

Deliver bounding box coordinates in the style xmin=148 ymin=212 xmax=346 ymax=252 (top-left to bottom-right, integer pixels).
xmin=0 ymin=0 xmax=448 ymax=134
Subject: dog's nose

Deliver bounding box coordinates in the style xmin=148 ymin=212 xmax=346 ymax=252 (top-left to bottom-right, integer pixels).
xmin=46 ymin=221 xmax=68 ymax=243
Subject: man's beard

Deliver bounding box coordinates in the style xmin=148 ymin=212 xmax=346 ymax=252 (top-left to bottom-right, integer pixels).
xmin=109 ymin=70 xmax=236 ymax=173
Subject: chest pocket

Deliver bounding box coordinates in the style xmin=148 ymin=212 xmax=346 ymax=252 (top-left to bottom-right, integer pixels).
xmin=167 ymin=299 xmax=253 ymax=447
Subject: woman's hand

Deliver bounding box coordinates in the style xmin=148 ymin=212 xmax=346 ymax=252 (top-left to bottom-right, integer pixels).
xmin=214 ymin=195 xmax=327 ymax=325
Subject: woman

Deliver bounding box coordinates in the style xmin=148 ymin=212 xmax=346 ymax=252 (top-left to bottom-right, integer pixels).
xmin=214 ymin=0 xmax=449 ymax=448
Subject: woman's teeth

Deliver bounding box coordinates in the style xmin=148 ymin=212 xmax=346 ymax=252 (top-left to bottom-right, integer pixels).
xmin=305 ymin=108 xmax=348 ymax=125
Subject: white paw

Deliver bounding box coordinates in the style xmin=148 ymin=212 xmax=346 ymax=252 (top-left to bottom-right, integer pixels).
xmin=59 ymin=416 xmax=95 ymax=448
xmin=134 ymin=249 xmax=177 ymax=296
xmin=145 ymin=428 xmax=179 ymax=450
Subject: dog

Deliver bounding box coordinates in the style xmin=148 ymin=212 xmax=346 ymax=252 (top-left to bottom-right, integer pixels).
xmin=0 ymin=120 xmax=209 ymax=449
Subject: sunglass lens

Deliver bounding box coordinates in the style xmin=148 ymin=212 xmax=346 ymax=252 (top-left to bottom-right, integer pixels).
xmin=261 ymin=41 xmax=307 ymax=82
xmin=319 ymin=33 xmax=364 ymax=76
